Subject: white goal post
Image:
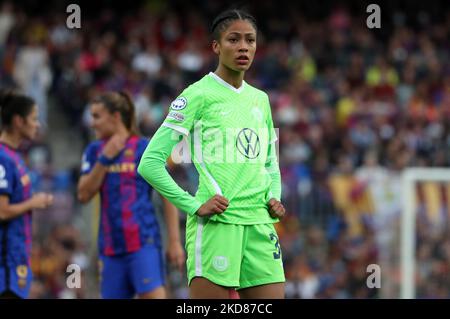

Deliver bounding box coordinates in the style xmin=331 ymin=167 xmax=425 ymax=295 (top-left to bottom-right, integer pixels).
xmin=401 ymin=168 xmax=450 ymax=299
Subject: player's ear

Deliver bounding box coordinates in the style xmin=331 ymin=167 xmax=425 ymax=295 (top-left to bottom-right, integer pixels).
xmin=112 ymin=111 xmax=122 ymax=123
xmin=212 ymin=40 xmax=220 ymax=55
xmin=12 ymin=114 xmax=25 ymax=130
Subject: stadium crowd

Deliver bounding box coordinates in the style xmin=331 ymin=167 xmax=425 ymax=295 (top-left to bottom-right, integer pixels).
xmin=0 ymin=0 xmax=449 ymax=298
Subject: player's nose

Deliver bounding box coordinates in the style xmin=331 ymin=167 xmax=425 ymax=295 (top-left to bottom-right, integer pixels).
xmin=238 ymin=40 xmax=249 ymax=52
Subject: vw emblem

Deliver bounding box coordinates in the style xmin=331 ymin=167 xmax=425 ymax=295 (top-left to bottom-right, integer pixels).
xmin=212 ymin=256 xmax=229 ymax=272
xmin=236 ymin=128 xmax=260 ymax=159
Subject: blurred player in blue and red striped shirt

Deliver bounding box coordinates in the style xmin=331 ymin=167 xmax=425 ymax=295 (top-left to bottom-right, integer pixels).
xmin=77 ymin=91 xmax=184 ymax=299
xmin=0 ymin=90 xmax=53 ymax=299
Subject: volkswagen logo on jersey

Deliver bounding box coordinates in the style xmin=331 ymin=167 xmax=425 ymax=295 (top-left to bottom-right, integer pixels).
xmin=170 ymin=97 xmax=187 ymax=110
xmin=212 ymin=256 xmax=229 ymax=272
xmin=236 ymin=128 xmax=260 ymax=159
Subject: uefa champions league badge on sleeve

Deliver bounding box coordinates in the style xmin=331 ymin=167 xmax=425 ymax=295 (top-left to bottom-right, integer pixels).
xmin=170 ymin=97 xmax=187 ymax=110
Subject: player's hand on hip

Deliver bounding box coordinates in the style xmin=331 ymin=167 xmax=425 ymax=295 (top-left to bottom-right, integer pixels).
xmin=102 ymin=133 xmax=127 ymax=159
xmin=166 ymin=241 xmax=186 ymax=272
xmin=268 ymin=198 xmax=285 ymax=219
xmin=31 ymin=192 xmax=54 ymax=209
xmin=196 ymin=195 xmax=229 ymax=217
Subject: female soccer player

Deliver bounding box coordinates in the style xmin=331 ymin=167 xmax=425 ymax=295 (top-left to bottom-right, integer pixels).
xmin=77 ymin=91 xmax=185 ymax=299
xmin=138 ymin=9 xmax=286 ymax=298
xmin=0 ymin=90 xmax=54 ymax=299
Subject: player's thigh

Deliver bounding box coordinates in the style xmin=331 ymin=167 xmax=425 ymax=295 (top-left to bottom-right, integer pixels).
xmin=189 ymin=277 xmax=230 ymax=299
xmin=238 ymin=282 xmax=285 ymax=299
xmin=185 ymin=216 xmax=244 ymax=289
xmin=99 ymin=255 xmax=133 ymax=299
xmin=239 ymin=223 xmax=285 ymax=294
xmin=137 ymin=286 xmax=166 ymax=299
xmin=128 ymin=244 xmax=166 ymax=298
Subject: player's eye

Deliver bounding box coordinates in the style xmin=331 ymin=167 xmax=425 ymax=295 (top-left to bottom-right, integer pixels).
xmin=228 ymin=38 xmax=238 ymax=43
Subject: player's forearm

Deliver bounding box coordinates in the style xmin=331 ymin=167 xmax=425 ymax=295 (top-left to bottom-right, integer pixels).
xmin=267 ymin=169 xmax=282 ymax=201
xmin=265 ymin=142 xmax=282 ymax=201
xmin=137 ymin=126 xmax=202 ymax=215
xmin=0 ymin=201 xmax=33 ymax=221
xmin=77 ymin=163 xmax=108 ymax=203
xmin=161 ymin=196 xmax=181 ymax=242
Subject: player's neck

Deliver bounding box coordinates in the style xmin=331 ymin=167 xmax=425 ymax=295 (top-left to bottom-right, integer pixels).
xmin=0 ymin=130 xmax=21 ymax=149
xmin=117 ymin=126 xmax=132 ymax=139
xmin=214 ymin=67 xmax=244 ymax=89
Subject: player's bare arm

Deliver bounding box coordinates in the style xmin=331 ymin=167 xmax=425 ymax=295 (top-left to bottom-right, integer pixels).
xmin=161 ymin=195 xmax=185 ymax=272
xmin=0 ymin=193 xmax=53 ymax=221
xmin=77 ymin=134 xmax=126 ymax=203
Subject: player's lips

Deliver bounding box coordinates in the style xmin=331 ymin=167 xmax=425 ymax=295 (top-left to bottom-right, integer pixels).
xmin=236 ymin=55 xmax=249 ymax=65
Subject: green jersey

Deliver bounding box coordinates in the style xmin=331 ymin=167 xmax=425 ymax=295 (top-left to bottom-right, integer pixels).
xmin=162 ymin=72 xmax=279 ymax=225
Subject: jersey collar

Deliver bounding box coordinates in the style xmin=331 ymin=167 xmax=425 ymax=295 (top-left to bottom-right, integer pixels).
xmin=0 ymin=141 xmax=18 ymax=151
xmin=208 ymin=72 xmax=245 ymax=94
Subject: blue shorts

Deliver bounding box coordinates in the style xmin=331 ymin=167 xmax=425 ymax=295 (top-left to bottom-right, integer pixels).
xmin=0 ymin=264 xmax=32 ymax=299
xmin=99 ymin=244 xmax=165 ymax=299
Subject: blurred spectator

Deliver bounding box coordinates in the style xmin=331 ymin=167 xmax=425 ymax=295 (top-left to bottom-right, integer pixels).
xmin=13 ymin=29 xmax=52 ymax=130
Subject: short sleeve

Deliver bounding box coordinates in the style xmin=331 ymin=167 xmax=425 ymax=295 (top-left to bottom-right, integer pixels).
xmin=162 ymin=84 xmax=203 ymax=136
xmin=0 ymin=157 xmax=16 ymax=196
xmin=80 ymin=143 xmax=99 ymax=175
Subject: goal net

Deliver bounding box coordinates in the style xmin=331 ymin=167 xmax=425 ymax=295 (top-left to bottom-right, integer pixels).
xmin=400 ymin=168 xmax=450 ymax=299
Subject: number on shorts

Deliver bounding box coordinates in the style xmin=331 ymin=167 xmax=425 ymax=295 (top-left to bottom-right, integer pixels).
xmin=269 ymin=233 xmax=281 ymax=259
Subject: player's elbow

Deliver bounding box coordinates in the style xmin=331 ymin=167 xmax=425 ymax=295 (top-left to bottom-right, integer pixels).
xmin=77 ymin=192 xmax=88 ymax=204
xmin=137 ymin=161 xmax=152 ymax=183
xmin=0 ymin=210 xmax=10 ymax=222
xmin=77 ymin=187 xmax=91 ymax=204
xmin=137 ymin=161 xmax=144 ymax=176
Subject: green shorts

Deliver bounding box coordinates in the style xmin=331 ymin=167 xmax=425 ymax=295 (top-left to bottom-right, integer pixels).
xmin=185 ymin=216 xmax=285 ymax=289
